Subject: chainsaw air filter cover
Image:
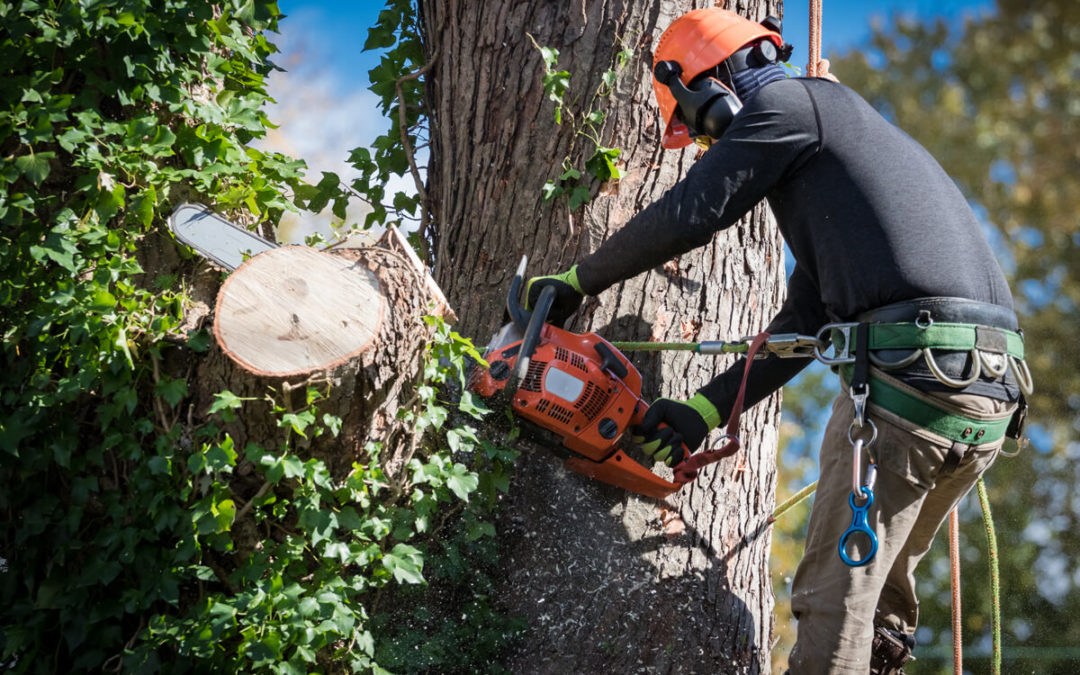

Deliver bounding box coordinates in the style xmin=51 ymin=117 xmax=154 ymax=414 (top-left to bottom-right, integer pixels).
xmin=471 ymin=323 xmax=646 ymax=464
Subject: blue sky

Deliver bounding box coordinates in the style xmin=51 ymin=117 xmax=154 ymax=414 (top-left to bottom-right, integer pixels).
xmin=261 ymin=0 xmax=996 ymax=242
xmin=273 ymin=0 xmax=995 ymax=86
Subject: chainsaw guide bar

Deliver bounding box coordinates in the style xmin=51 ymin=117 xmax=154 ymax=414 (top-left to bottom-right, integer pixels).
xmin=168 ymin=203 xmax=277 ymax=271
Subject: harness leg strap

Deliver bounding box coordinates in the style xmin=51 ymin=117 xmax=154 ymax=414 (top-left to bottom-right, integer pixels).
xmin=941 ymin=440 xmax=969 ymax=476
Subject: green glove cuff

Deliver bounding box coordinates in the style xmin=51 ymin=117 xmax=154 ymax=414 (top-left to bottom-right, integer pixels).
xmin=558 ymin=265 xmax=584 ymax=294
xmin=686 ymin=393 xmax=722 ymax=430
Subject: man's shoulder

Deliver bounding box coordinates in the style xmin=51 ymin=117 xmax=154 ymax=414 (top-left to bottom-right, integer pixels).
xmin=748 ymin=76 xmax=813 ymax=105
xmin=742 ymin=76 xmax=819 ymax=119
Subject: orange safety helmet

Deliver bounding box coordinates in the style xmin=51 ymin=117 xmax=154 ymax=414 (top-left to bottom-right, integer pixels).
xmin=652 ymin=8 xmax=784 ymax=149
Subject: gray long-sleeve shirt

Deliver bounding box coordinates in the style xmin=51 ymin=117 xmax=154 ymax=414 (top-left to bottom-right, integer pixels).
xmin=576 ymin=77 xmax=1015 ymax=415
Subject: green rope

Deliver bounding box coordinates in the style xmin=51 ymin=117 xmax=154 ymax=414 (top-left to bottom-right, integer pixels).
xmin=771 ymin=480 xmax=818 ymax=522
xmin=610 ymin=340 xmax=749 ymax=354
xmin=976 ymin=477 xmax=1002 ymax=675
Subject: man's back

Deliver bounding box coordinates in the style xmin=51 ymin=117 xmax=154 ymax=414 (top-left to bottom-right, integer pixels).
xmin=760 ymin=77 xmax=1013 ymax=319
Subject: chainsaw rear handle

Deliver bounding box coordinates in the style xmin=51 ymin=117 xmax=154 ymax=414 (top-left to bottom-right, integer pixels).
xmin=629 ymin=401 xmax=692 ymax=477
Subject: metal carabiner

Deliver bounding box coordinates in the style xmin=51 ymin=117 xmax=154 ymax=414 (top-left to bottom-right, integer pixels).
xmin=762 ymin=333 xmax=825 ymax=359
xmin=813 ymin=323 xmax=860 ymax=365
xmin=1008 ymin=356 xmax=1035 ymax=396
xmin=839 ymin=486 xmax=879 ymax=567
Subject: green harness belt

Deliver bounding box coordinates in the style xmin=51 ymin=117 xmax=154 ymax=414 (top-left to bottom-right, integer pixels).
xmin=836 ymin=321 xmax=1024 ymax=445
xmin=846 ymin=321 xmax=1025 ymax=360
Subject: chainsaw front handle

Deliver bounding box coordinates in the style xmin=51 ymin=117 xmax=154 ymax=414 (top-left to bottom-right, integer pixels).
xmin=506 ymin=256 xmax=532 ymax=331
xmin=510 ymin=284 xmax=555 ymax=388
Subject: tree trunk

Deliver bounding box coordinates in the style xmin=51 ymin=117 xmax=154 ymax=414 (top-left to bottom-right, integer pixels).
xmin=422 ymin=1 xmax=786 ymax=672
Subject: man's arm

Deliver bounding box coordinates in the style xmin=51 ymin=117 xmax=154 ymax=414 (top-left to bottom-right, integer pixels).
xmin=575 ymin=80 xmax=820 ymax=295
xmin=697 ymin=264 xmax=829 ymax=419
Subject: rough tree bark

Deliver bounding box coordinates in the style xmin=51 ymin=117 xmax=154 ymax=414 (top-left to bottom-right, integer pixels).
xmin=422 ymin=1 xmax=787 ymax=672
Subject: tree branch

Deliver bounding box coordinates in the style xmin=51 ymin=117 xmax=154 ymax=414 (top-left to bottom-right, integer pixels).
xmin=395 ymin=55 xmax=438 ymax=264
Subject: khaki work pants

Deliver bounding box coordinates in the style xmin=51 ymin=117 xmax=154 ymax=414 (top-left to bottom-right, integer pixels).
xmin=787 ymin=369 xmax=1016 ymax=674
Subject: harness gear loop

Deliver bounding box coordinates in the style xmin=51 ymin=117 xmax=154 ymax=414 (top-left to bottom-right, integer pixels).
xmin=869 ymin=348 xmax=922 ymax=370
xmin=1008 ymin=355 xmax=1034 ymax=396
xmin=979 ymin=350 xmax=1010 ymax=378
xmin=923 ymin=346 xmax=983 ymax=388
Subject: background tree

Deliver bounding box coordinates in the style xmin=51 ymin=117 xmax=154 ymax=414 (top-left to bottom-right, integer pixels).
xmin=419 ymin=0 xmax=788 ymax=671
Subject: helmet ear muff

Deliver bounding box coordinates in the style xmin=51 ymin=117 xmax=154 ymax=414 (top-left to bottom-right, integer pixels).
xmin=653 ymin=60 xmax=742 ymax=141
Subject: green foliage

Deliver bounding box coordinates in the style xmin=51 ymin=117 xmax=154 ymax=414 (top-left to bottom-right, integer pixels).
xmin=125 ymin=323 xmax=518 ymax=674
xmin=530 ymin=35 xmax=634 ymax=211
xmin=347 ymin=0 xmax=430 ymax=256
xmin=0 ymin=2 xmax=519 ymax=672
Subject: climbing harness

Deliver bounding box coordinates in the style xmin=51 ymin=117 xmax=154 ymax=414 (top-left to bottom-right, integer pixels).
xmin=622 ymin=304 xmax=1030 ymax=569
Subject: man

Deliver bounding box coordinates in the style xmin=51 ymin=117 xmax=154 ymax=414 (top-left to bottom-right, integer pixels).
xmin=526 ymin=8 xmax=1028 ymax=674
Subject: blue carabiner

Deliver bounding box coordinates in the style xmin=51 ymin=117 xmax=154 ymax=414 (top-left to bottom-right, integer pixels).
xmin=838 ymin=487 xmax=878 ymax=567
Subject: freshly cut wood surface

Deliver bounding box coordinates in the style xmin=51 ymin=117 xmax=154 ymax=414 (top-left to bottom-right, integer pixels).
xmin=214 ymin=245 xmax=384 ymax=376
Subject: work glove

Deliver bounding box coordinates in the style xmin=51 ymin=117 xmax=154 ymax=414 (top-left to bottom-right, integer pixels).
xmin=525 ymin=265 xmax=584 ymax=327
xmin=631 ymin=394 xmax=721 ymax=466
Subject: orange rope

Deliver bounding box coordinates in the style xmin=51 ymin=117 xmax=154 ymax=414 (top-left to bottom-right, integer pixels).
xmin=808 ymin=0 xmax=822 ymax=77
xmin=949 ymin=508 xmax=963 ymax=673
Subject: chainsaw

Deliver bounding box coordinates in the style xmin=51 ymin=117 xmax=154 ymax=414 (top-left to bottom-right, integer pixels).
xmin=166 ymin=205 xmax=755 ymax=498
xmin=469 ymin=257 xmax=699 ymax=499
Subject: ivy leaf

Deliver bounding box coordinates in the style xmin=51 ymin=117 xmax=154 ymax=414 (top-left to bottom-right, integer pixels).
xmin=382 ymin=543 xmax=424 ymax=585
xmin=364 ymin=24 xmax=397 ymax=51
xmin=144 ymin=126 xmax=176 ymax=156
xmin=568 ymin=185 xmax=592 ymax=211
xmin=187 ymin=329 xmax=212 ymax=353
xmin=282 ymin=455 xmax=304 ymax=479
xmin=586 ymin=146 xmax=622 ymax=182
xmin=539 ymin=46 xmax=559 ymax=68
xmin=322 ymin=413 xmax=342 ymax=437
xmin=601 ymin=69 xmax=618 ymax=90
xmin=466 ymin=519 xmax=496 ymax=542
xmin=445 ymin=463 xmax=479 ymax=502
xmin=89 ymin=289 xmax=116 ymax=312
xmin=209 ymin=390 xmax=244 ymax=415
xmin=15 ymin=152 xmax=54 ymax=186
xmin=542 ymin=70 xmax=570 ymax=106
xmin=279 ymin=411 xmax=316 ymax=438
xmin=155 ymin=377 xmax=188 ymax=408
xmin=541 ymin=180 xmax=562 ymax=202
xmin=213 ymin=498 xmax=236 ymax=533
xmin=29 ymin=232 xmax=79 ymax=273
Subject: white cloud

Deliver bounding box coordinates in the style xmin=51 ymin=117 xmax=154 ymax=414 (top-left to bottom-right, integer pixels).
xmin=256 ymin=11 xmax=421 ymax=245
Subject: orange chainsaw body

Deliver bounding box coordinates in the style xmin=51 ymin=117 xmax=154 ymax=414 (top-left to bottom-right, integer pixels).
xmin=471 ymin=323 xmax=681 ymax=499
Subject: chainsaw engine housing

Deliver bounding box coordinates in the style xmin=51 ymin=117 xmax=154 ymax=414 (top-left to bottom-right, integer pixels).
xmin=472 ymin=324 xmax=644 ymax=462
